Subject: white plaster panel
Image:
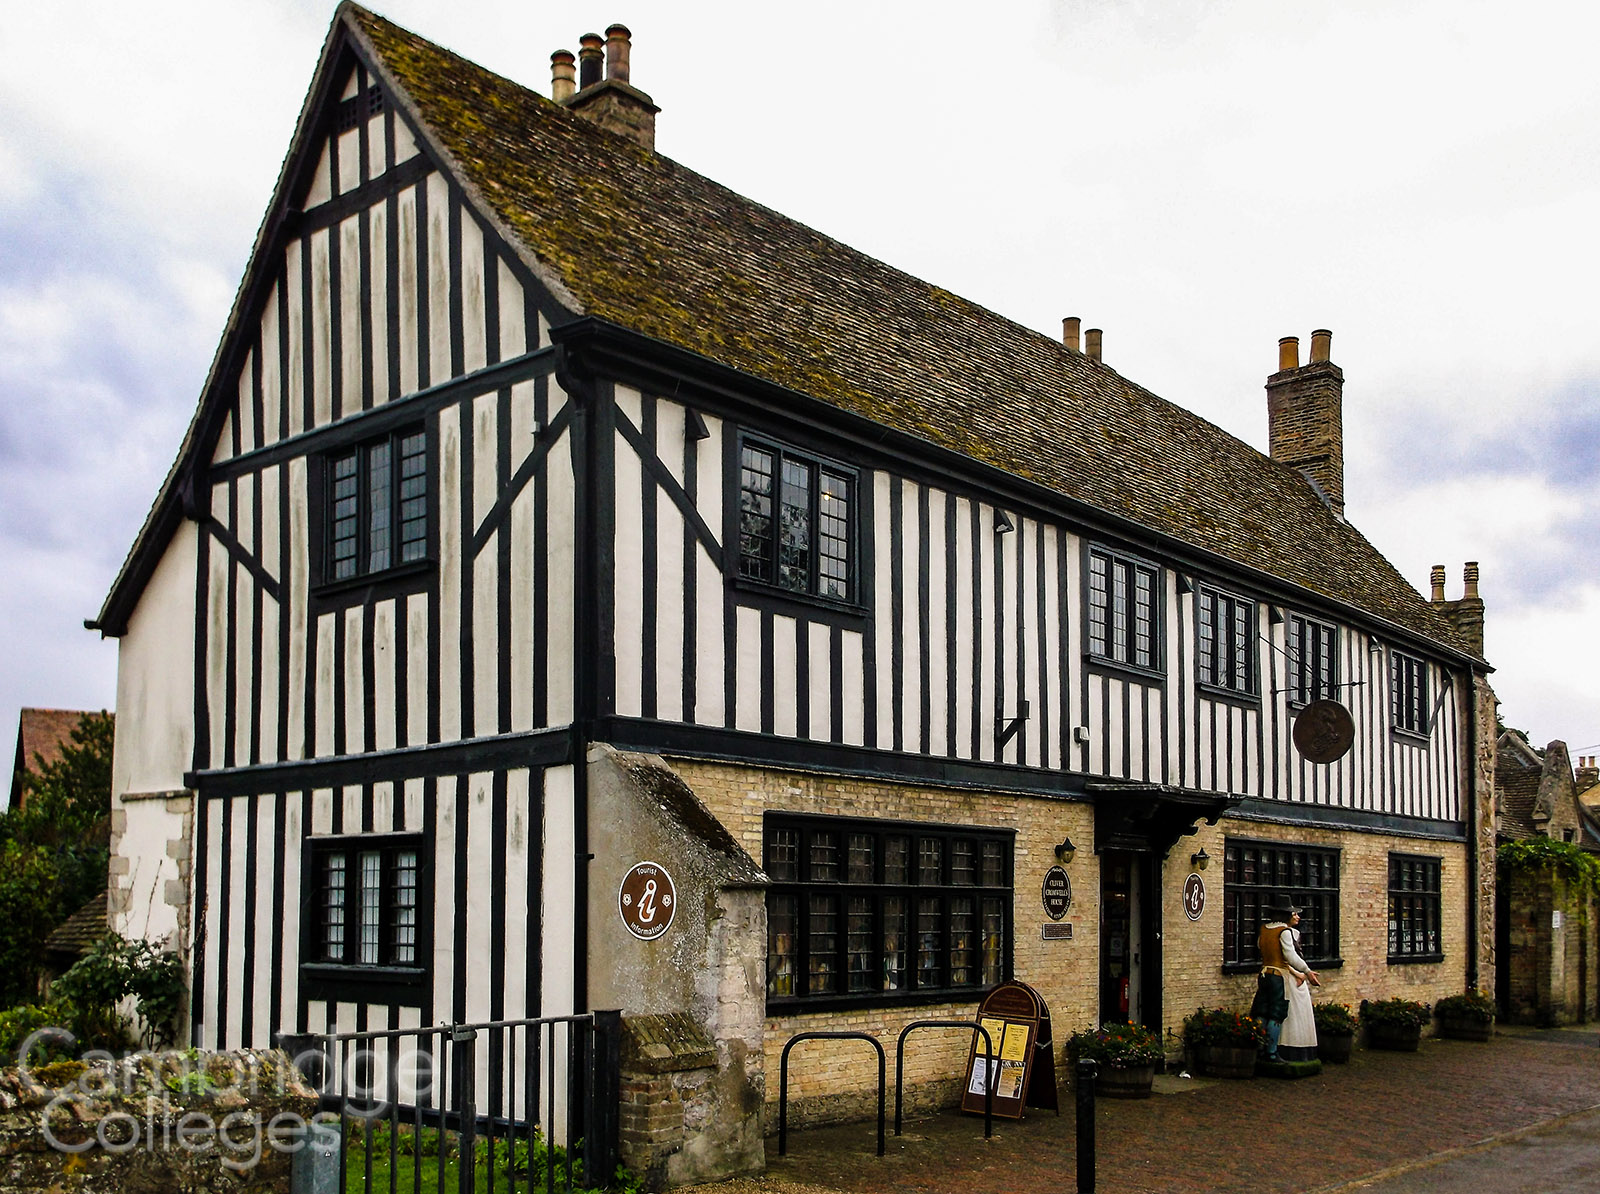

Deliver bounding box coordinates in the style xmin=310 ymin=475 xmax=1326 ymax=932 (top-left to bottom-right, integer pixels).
xmin=396 ymin=185 xmax=419 ymax=397
xmin=772 ymin=615 xmax=797 ymax=738
xmin=112 ymin=520 xmax=198 ymax=797
xmin=437 ymin=404 xmax=462 ymax=742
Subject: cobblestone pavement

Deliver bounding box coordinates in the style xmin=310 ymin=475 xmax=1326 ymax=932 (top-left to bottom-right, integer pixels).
xmin=685 ymin=1025 xmax=1600 ymax=1194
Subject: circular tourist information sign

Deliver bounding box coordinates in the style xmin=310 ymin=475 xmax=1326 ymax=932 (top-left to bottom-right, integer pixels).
xmin=1183 ymin=873 xmax=1206 ymax=921
xmin=618 ymin=861 xmax=677 ymax=941
xmin=1293 ymin=699 xmax=1356 ymax=764
xmin=1041 ymin=865 xmax=1073 ymax=920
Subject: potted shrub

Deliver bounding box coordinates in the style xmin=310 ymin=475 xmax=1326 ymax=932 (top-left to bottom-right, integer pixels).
xmin=1181 ymin=1008 xmax=1267 ymax=1078
xmin=1066 ymin=1022 xmax=1165 ymax=1098
xmin=1313 ymin=1002 xmax=1359 ymax=1063
xmin=1360 ymin=998 xmax=1431 ymax=1051
xmin=1435 ymin=990 xmax=1495 ymax=1041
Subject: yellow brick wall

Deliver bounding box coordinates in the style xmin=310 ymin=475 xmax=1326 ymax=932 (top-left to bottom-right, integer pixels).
xmin=671 ymin=757 xmax=1473 ymax=1119
xmin=1161 ymin=818 xmax=1469 ymax=1039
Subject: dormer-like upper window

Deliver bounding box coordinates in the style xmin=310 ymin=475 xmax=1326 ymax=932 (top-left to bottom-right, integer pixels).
xmin=1285 ymin=613 xmax=1338 ymax=705
xmin=737 ymin=437 xmax=855 ymax=603
xmin=1087 ymin=547 xmax=1161 ymax=673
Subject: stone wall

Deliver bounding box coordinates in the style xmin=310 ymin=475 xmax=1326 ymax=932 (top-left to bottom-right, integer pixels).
xmin=1503 ymin=869 xmax=1599 ymax=1025
xmin=0 ymin=1049 xmax=315 ymax=1192
xmin=586 ymin=747 xmax=767 ymax=1186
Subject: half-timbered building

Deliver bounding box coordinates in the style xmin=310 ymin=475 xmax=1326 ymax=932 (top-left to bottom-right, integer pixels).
xmin=97 ymin=4 xmax=1496 ymax=1175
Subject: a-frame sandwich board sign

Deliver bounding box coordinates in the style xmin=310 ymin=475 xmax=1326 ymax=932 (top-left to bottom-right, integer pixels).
xmin=961 ymin=979 xmax=1058 ymax=1119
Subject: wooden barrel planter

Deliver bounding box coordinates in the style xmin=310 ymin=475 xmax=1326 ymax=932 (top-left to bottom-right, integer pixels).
xmin=1197 ymin=1045 xmax=1259 ymax=1078
xmin=1096 ymin=1064 xmax=1155 ymax=1099
xmin=1317 ymin=1032 xmax=1354 ymax=1064
xmin=1438 ymin=1016 xmax=1493 ymax=1041
xmin=1366 ymin=1023 xmax=1422 ymax=1052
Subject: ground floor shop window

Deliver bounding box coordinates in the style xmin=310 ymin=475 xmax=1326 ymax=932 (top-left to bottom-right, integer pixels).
xmin=1388 ymin=854 xmax=1443 ymax=962
xmin=764 ymin=813 xmax=1012 ymax=1008
xmin=1222 ymin=839 xmax=1339 ymax=969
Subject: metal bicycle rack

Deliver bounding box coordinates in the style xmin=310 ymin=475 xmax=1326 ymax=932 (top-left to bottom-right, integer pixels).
xmin=893 ymin=1019 xmax=996 ymax=1139
xmin=777 ymin=1031 xmax=887 ymax=1157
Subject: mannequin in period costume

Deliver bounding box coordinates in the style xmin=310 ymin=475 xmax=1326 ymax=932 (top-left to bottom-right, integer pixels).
xmin=1251 ymin=905 xmax=1320 ymax=1061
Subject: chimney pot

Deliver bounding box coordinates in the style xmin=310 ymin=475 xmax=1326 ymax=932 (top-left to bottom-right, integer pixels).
xmin=1085 ymin=328 xmax=1103 ymax=362
xmin=1430 ymin=564 xmax=1446 ymax=603
xmin=550 ymin=49 xmax=576 ymax=103
xmin=605 ymin=24 xmax=632 ymax=83
xmin=1062 ymin=316 xmax=1081 ymax=353
xmin=578 ymin=32 xmax=604 ymax=89
xmin=1266 ymin=328 xmax=1344 ymax=516
xmin=1464 ymin=561 xmax=1480 ymax=600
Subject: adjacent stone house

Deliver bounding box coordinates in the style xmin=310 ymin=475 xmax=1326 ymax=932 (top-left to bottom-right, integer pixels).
xmin=1495 ymin=732 xmax=1600 ymax=1024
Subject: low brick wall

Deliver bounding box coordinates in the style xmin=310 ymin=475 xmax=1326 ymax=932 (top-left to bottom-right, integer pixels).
xmin=0 ymin=1048 xmax=316 ymax=1192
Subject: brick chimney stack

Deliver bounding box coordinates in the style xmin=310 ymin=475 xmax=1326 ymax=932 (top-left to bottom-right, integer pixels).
xmin=1266 ymin=329 xmax=1344 ymax=516
xmin=556 ymin=24 xmax=660 ymax=150
xmin=1577 ymin=757 xmax=1599 ymax=792
xmin=1437 ymin=561 xmax=1485 ymax=658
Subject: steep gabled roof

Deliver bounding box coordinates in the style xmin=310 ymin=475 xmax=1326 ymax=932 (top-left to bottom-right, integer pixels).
xmin=99 ymin=3 xmax=1478 ymax=663
xmin=349 ymin=6 xmax=1471 ymax=657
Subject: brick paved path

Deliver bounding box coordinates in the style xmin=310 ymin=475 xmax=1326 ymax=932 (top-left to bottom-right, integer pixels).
xmin=690 ymin=1025 xmax=1600 ymax=1194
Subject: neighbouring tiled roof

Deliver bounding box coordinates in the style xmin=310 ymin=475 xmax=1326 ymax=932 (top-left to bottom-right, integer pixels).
xmin=16 ymin=708 xmax=89 ymax=775
xmin=347 ymin=8 xmax=1476 ymax=658
xmin=10 ymin=708 xmax=94 ymax=809
xmin=1497 ymin=748 xmax=1541 ymax=841
xmin=43 ymin=889 xmax=107 ymax=961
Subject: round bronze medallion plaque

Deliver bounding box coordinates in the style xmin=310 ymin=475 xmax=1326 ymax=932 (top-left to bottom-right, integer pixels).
xmin=618 ymin=861 xmax=677 ymax=941
xmin=1041 ymin=865 xmax=1073 ymax=920
xmin=1183 ymin=873 xmax=1206 ymax=921
xmin=1293 ymin=699 xmax=1356 ymax=764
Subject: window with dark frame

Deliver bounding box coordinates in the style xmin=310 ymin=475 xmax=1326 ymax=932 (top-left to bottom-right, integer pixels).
xmin=1087 ymin=547 xmax=1160 ymax=671
xmin=738 ymin=438 xmax=854 ymax=603
xmin=1222 ymin=839 xmax=1340 ymax=968
xmin=1285 ymin=613 xmax=1338 ymax=705
xmin=1391 ymin=650 xmax=1429 ymax=735
xmin=324 ymin=427 xmax=428 ymax=584
xmin=764 ymin=814 xmax=1011 ymax=1008
xmin=304 ymin=834 xmax=427 ymax=980
xmin=1197 ymin=585 xmax=1257 ymax=695
xmin=1388 ymin=854 xmax=1442 ymax=962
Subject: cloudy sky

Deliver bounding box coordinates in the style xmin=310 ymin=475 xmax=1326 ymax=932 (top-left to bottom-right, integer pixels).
xmin=2 ymin=0 xmax=1596 ymax=760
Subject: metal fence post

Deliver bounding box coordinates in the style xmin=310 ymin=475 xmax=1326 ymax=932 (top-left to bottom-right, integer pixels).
xmin=454 ymin=1027 xmax=477 ymax=1194
xmin=1075 ymin=1057 xmax=1097 ymax=1194
xmin=588 ymin=1010 xmax=623 ymax=1187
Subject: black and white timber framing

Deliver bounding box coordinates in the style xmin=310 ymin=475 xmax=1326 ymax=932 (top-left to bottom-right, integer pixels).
xmin=97 ymin=22 xmax=1478 ymax=1053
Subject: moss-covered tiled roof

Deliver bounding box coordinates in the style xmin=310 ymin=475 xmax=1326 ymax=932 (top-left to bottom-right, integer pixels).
xmin=349 ymin=6 xmax=1472 ymax=657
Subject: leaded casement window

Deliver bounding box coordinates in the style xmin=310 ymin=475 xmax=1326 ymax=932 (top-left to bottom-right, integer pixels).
xmin=1388 ymin=854 xmax=1443 ymax=962
xmin=764 ymin=814 xmax=1012 ymax=1009
xmin=323 ymin=427 xmax=429 ymax=584
xmin=737 ymin=438 xmax=855 ymax=603
xmin=1197 ymin=585 xmax=1257 ymax=695
xmin=1087 ymin=547 xmax=1161 ymax=672
xmin=303 ymin=833 xmax=428 ymax=1003
xmin=1390 ymin=650 xmax=1429 ymax=736
xmin=1285 ymin=613 xmax=1338 ymax=705
xmin=1222 ymin=839 xmax=1340 ymax=970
